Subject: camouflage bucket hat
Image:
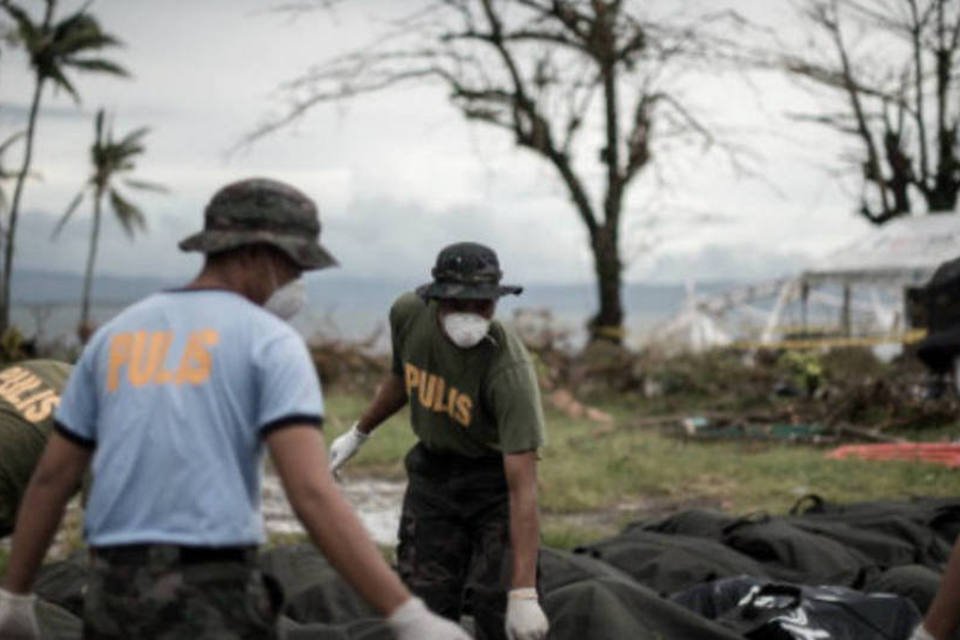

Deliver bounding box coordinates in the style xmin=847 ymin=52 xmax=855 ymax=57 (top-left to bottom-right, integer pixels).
xmin=179 ymin=177 xmax=337 ymax=270
xmin=416 ymin=242 xmax=523 ymax=300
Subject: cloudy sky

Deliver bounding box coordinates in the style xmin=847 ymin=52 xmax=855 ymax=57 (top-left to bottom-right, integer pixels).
xmin=0 ymin=0 xmax=877 ymax=289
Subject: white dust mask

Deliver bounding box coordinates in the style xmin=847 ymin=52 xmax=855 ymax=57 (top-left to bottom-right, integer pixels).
xmin=442 ymin=312 xmax=490 ymax=349
xmin=265 ymin=278 xmax=307 ymax=320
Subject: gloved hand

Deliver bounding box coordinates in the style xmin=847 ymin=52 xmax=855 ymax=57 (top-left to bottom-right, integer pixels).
xmin=0 ymin=588 xmax=40 ymax=640
xmin=909 ymin=624 xmax=935 ymax=640
xmin=328 ymin=422 xmax=369 ymax=473
xmin=505 ymin=588 xmax=549 ymax=640
xmin=386 ymin=597 xmax=471 ymax=640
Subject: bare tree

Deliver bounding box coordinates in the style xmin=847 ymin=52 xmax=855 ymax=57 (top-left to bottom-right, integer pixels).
xmin=246 ymin=0 xmax=743 ymax=344
xmin=782 ymin=0 xmax=960 ymax=224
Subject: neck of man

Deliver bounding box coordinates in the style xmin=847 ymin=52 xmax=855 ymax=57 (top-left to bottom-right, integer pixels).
xmin=186 ymin=262 xmax=264 ymax=305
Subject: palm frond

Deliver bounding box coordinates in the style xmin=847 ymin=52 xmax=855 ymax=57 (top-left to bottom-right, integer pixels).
xmin=1 ymin=3 xmax=39 ymax=48
xmin=51 ymin=189 xmax=85 ymax=239
xmin=64 ymin=56 xmax=128 ymax=77
xmin=109 ymin=188 xmax=146 ymax=238
xmin=51 ymin=12 xmax=123 ymax=55
xmin=94 ymin=108 xmax=105 ymax=145
xmin=45 ymin=62 xmax=80 ymax=102
xmin=118 ymin=127 xmax=149 ymax=149
xmin=123 ymin=178 xmax=168 ymax=193
xmin=0 ymin=130 xmax=25 ymax=156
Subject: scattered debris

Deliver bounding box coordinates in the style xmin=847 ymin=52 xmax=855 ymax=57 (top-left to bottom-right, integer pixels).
xmin=671 ymin=415 xmax=831 ymax=444
xmin=549 ymin=389 xmax=614 ymax=424
xmin=827 ymin=442 xmax=960 ymax=468
xmin=307 ymin=326 xmax=390 ymax=393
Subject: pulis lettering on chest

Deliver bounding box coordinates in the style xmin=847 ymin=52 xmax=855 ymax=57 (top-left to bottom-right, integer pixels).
xmin=403 ymin=362 xmax=473 ymax=427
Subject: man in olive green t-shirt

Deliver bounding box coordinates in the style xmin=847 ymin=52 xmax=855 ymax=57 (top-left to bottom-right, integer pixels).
xmin=0 ymin=360 xmax=72 ymax=538
xmin=329 ymin=242 xmax=549 ymax=640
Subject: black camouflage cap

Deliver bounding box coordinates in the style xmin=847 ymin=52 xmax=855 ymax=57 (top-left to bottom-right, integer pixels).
xmin=179 ymin=177 xmax=337 ymax=270
xmin=416 ymin=242 xmax=522 ymax=300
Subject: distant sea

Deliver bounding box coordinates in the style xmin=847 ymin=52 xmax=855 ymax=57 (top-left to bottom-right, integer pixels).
xmin=9 ymin=269 xmax=741 ymax=352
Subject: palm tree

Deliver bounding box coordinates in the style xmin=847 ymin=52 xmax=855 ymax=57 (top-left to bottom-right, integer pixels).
xmin=53 ymin=109 xmax=165 ymax=338
xmin=0 ymin=131 xmax=25 ymax=234
xmin=0 ymin=0 xmax=128 ymax=332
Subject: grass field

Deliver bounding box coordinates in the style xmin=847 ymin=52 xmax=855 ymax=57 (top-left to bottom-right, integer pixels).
xmin=321 ymin=391 xmax=960 ymax=549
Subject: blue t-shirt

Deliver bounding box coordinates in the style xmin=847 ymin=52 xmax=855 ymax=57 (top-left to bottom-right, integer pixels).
xmin=55 ymin=289 xmax=324 ymax=547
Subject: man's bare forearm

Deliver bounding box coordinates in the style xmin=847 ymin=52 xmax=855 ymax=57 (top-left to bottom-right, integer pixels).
xmin=504 ymin=451 xmax=540 ymax=589
xmin=268 ymin=426 xmax=410 ymax=616
xmin=3 ymin=434 xmax=90 ymax=593
xmin=924 ymin=537 xmax=960 ymax=639
xmin=290 ymin=476 xmax=409 ymax=614
xmin=356 ymin=373 xmax=407 ymax=435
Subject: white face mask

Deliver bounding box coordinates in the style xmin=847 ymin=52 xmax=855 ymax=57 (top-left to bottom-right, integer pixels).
xmin=265 ymin=278 xmax=307 ymax=320
xmin=442 ymin=312 xmax=490 ymax=349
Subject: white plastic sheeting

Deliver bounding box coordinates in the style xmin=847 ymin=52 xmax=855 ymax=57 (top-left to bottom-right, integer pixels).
xmin=803 ymin=214 xmax=960 ymax=286
xmin=643 ymin=215 xmax=960 ymax=350
xmin=647 ymin=283 xmax=733 ymax=354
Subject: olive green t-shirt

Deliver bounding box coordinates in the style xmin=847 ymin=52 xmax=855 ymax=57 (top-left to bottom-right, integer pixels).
xmin=390 ymin=292 xmax=546 ymax=458
xmin=0 ymin=359 xmax=72 ymax=536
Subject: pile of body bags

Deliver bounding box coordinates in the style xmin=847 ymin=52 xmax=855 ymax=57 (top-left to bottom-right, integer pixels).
xmin=31 ymin=495 xmax=960 ymax=639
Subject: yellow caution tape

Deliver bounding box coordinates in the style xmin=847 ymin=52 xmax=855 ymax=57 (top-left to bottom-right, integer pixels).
xmin=593 ymin=325 xmax=627 ymax=340
xmin=733 ymin=329 xmax=928 ymax=351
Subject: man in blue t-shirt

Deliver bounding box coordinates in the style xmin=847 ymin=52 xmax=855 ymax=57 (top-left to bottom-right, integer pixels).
xmin=0 ymin=178 xmax=469 ymax=640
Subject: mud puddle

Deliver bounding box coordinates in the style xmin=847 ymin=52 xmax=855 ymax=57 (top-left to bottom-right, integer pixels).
xmin=263 ymin=474 xmax=406 ymax=546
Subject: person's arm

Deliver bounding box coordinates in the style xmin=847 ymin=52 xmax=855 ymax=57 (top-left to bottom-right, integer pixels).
xmin=921 ymin=537 xmax=960 ymax=639
xmin=504 ymin=451 xmax=540 ymax=589
xmin=328 ymin=373 xmax=407 ymax=472
xmin=267 ymin=424 xmax=410 ymax=613
xmin=503 ymin=450 xmax=549 ymax=640
xmin=357 ymin=373 xmax=407 ymax=435
xmin=267 ymin=424 xmax=471 ymax=639
xmin=3 ymin=433 xmax=92 ymax=592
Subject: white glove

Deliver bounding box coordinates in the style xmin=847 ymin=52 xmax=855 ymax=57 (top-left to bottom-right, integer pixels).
xmin=909 ymin=624 xmax=935 ymax=640
xmin=386 ymin=597 xmax=471 ymax=640
xmin=505 ymin=588 xmax=549 ymax=640
xmin=328 ymin=422 xmax=369 ymax=473
xmin=0 ymin=588 xmax=40 ymax=640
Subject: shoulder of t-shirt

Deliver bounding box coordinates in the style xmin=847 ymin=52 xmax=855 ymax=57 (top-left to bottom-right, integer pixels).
xmin=79 ymin=297 xmax=157 ymax=358
xmin=16 ymin=359 xmax=73 ymax=390
xmin=93 ymin=293 xmax=165 ymax=332
xmin=89 ymin=291 xmax=299 ymax=354
xmin=242 ymin=306 xmax=311 ymax=362
xmin=486 ymin=320 xmax=534 ymax=377
xmin=389 ymin=291 xmax=427 ymax=330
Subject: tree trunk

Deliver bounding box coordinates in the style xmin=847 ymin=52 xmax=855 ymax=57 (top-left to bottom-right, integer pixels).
xmin=588 ymin=224 xmax=624 ymax=344
xmin=79 ymin=190 xmax=103 ymax=339
xmin=0 ymin=78 xmax=44 ymax=333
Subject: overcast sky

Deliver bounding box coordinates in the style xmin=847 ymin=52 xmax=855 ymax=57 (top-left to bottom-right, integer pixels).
xmin=0 ymin=0 xmax=879 ymax=288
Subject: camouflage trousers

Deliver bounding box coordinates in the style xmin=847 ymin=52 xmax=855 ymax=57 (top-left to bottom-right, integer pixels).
xmin=398 ymin=444 xmax=537 ymax=640
xmin=84 ymin=545 xmax=280 ymax=639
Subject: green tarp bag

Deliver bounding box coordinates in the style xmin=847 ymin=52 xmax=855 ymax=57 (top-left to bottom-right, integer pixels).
xmin=259 ymin=544 xmax=377 ymax=625
xmin=576 ymin=529 xmax=769 ymax=595
xmin=544 ymin=576 xmax=742 ymax=640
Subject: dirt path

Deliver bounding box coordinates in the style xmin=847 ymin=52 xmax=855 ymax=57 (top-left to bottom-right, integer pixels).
xmin=263 ymin=474 xmax=406 ymax=546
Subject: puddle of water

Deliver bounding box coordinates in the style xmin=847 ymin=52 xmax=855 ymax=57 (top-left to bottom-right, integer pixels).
xmin=1 ymin=476 xmax=408 ymax=559
xmin=262 ymin=474 xmax=406 ymax=546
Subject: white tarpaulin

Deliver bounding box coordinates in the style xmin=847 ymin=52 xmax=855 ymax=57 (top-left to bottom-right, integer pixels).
xmin=646 ymin=308 xmax=733 ymax=354
xmin=647 ymin=283 xmax=734 ymax=353
xmin=803 ymin=214 xmax=960 ymax=286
